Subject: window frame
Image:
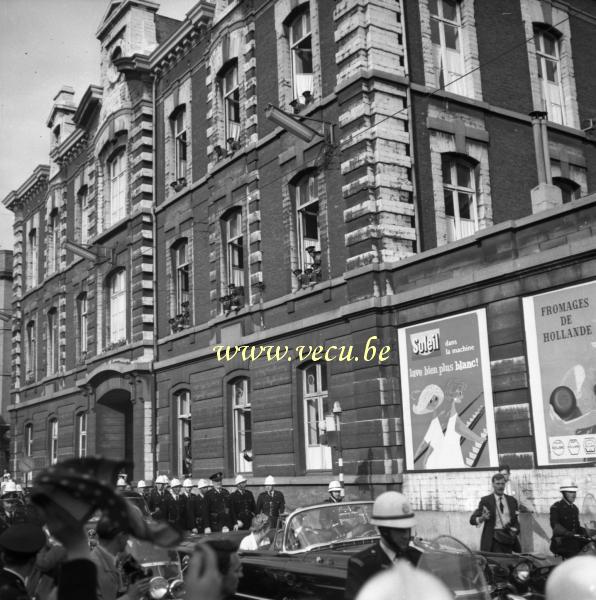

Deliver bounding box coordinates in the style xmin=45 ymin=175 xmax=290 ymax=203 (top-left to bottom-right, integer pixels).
xmin=76 ymin=186 xmax=90 ymax=245
xmin=172 ymin=239 xmax=190 ymax=316
xmin=224 ymin=210 xmax=245 ymax=290
xmin=46 ymin=307 xmax=58 ymax=376
xmin=442 ymin=155 xmax=479 ymax=242
xmin=288 ymin=7 xmax=313 ymax=101
xmin=76 ymin=412 xmax=87 ymax=458
xmin=28 ymin=227 xmax=38 ymax=288
xmin=533 ymin=26 xmax=565 ymax=125
xmin=77 ymin=292 xmax=88 ymax=359
xmin=294 ymin=172 xmax=320 ymax=271
xmin=301 ymin=363 xmax=332 ymax=471
xmin=553 ymin=176 xmax=581 ymax=204
xmin=24 ymin=423 xmax=34 ymax=485
xmin=221 ymin=61 xmax=241 ymax=143
xmin=25 ymin=320 xmax=37 ymax=382
xmin=173 ymin=107 xmax=188 ymax=180
xmin=107 ymin=269 xmax=127 ymax=345
xmin=231 ymin=377 xmax=252 ymax=474
xmin=47 ymin=209 xmax=60 ymax=275
xmin=107 ymin=149 xmax=127 ymax=226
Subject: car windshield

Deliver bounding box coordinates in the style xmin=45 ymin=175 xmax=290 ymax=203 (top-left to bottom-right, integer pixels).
xmin=284 ymin=502 xmax=375 ymax=551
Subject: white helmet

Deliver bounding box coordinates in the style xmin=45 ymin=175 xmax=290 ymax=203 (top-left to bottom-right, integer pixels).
xmin=560 ymin=478 xmax=578 ymax=493
xmin=328 ymin=480 xmax=342 ymax=493
xmin=265 ymin=475 xmax=275 ymax=486
xmin=235 ymin=474 xmax=247 ymax=485
xmin=116 ymin=477 xmax=127 ymax=487
xmin=3 ymin=481 xmax=17 ymax=493
xmin=137 ymin=480 xmax=146 ymax=489
xmin=182 ymin=478 xmax=194 ymax=488
xmin=155 ymin=475 xmax=169 ymax=485
xmin=370 ymin=491 xmax=416 ymax=529
xmin=198 ymin=479 xmax=210 ymax=489
xmin=170 ymin=478 xmax=182 ymax=488
xmin=356 ymin=560 xmax=452 ymax=600
xmin=546 ymin=556 xmax=596 ymax=600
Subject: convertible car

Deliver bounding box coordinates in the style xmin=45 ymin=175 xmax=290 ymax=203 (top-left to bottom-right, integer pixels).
xmin=227 ymin=501 xmax=557 ymax=600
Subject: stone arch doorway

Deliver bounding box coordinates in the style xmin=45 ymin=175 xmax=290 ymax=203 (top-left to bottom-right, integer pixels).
xmin=96 ymin=388 xmax=133 ymax=476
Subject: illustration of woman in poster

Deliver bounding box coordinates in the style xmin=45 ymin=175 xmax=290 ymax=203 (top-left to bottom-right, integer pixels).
xmin=412 ymin=381 xmax=486 ymax=469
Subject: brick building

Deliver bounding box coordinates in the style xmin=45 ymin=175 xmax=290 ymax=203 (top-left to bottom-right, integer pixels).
xmin=0 ymin=251 xmax=13 ymax=473
xmin=3 ymin=0 xmax=596 ymax=551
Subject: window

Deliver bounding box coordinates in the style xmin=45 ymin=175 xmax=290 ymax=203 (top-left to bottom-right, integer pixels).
xmin=430 ymin=0 xmax=466 ymax=95
xmin=24 ymin=423 xmax=33 ymax=486
xmin=232 ymin=378 xmax=252 ymax=473
xmin=224 ymin=211 xmax=245 ymax=289
xmin=77 ymin=293 xmax=88 ymax=359
xmin=534 ymin=27 xmax=564 ymax=125
xmin=76 ymin=412 xmax=87 ymax=458
xmin=27 ymin=228 xmax=38 ymax=288
xmin=173 ymin=108 xmax=188 ymax=180
xmin=76 ymin=187 xmax=89 ymax=245
xmin=442 ymin=156 xmax=478 ymax=242
xmin=49 ymin=418 xmax=58 ymax=464
xmin=553 ymin=177 xmax=581 ymax=204
xmin=176 ymin=390 xmax=192 ymax=477
xmin=107 ymin=270 xmax=126 ymax=345
xmin=289 ymin=8 xmax=313 ymax=101
xmin=47 ymin=209 xmax=60 ymax=275
xmin=25 ymin=320 xmax=36 ymax=382
xmin=302 ymin=363 xmax=331 ymax=470
xmin=294 ymin=173 xmax=320 ymax=271
xmin=221 ymin=61 xmax=240 ymax=144
xmin=173 ymin=239 xmax=190 ymax=317
xmin=108 ymin=150 xmax=127 ymax=226
xmin=46 ymin=308 xmax=58 ymax=376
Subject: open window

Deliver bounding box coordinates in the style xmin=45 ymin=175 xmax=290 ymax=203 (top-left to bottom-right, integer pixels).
xmin=442 ymin=155 xmax=479 ymax=242
xmin=231 ymin=377 xmax=252 ymax=473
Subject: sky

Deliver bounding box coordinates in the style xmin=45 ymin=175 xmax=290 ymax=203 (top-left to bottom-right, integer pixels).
xmin=0 ymin=0 xmax=198 ymax=250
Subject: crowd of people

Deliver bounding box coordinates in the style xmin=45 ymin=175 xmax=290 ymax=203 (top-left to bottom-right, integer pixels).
xmin=0 ymin=458 xmax=595 ymax=600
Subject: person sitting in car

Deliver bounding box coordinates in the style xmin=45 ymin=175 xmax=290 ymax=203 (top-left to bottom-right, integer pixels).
xmin=239 ymin=513 xmax=271 ymax=551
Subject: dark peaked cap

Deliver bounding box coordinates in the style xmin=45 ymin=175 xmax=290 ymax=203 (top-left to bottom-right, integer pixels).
xmin=210 ymin=471 xmax=223 ymax=482
xmin=0 ymin=523 xmax=46 ymax=555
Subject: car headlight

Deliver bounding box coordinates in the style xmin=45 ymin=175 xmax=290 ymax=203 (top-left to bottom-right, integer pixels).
xmin=149 ymin=576 xmax=169 ymax=599
xmin=513 ymin=562 xmax=531 ymax=583
xmin=168 ymin=578 xmax=185 ymax=597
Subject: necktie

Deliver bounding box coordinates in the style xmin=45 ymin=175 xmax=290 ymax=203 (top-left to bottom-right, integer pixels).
xmin=499 ymin=498 xmax=504 ymax=513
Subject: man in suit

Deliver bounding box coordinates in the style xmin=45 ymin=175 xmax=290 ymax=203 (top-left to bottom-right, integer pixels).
xmin=230 ymin=475 xmax=256 ymax=531
xmin=193 ymin=479 xmax=211 ymax=534
xmin=470 ymin=473 xmax=521 ymax=553
xmin=148 ymin=475 xmax=169 ymax=520
xmin=205 ymin=472 xmax=236 ymax=532
xmin=344 ymin=491 xmax=421 ymax=600
xmin=256 ymin=475 xmax=285 ymax=529
xmin=0 ymin=522 xmax=46 ymax=600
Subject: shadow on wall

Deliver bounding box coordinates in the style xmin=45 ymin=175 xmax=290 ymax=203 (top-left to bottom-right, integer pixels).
xmin=354 ymin=448 xmax=375 ymax=500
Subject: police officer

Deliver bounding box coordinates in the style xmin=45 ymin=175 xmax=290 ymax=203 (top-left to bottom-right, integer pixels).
xmin=256 ymin=475 xmax=285 ymax=529
xmin=549 ymin=478 xmax=587 ymax=558
xmin=193 ymin=479 xmax=211 ymax=534
xmin=167 ymin=478 xmax=183 ymax=528
xmin=326 ymin=480 xmax=343 ymax=503
xmin=230 ymin=475 xmax=256 ymax=531
xmin=344 ymin=491 xmax=421 ymax=600
xmin=148 ymin=474 xmax=169 ymax=519
xmin=0 ymin=484 xmax=31 ymax=533
xmin=0 ymin=523 xmax=46 ymax=599
xmin=179 ymin=479 xmax=196 ymax=532
xmin=205 ymin=472 xmax=236 ymax=532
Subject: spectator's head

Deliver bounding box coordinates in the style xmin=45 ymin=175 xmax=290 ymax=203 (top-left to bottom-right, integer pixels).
xmin=498 ymin=465 xmax=511 ymax=481
xmin=249 ymin=513 xmax=270 ymax=539
xmin=204 ymin=540 xmax=243 ymax=599
xmin=328 ymin=480 xmax=342 ymax=502
xmin=155 ymin=474 xmax=169 ymax=492
xmin=491 ymin=473 xmax=506 ymax=496
xmin=96 ymin=515 xmax=128 ymax=554
xmin=546 ymin=555 xmax=596 ymax=600
xmin=559 ymin=478 xmax=578 ymax=503
xmin=0 ymin=523 xmax=46 ymax=576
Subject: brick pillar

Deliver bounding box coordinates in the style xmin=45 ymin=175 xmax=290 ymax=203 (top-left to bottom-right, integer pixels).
xmin=334 ymin=0 xmax=416 ymax=271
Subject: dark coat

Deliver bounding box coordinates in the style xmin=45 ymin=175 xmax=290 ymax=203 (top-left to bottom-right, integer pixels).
xmin=344 ymin=542 xmax=421 ymax=600
xmin=205 ymin=488 xmax=235 ymax=531
xmin=230 ymin=489 xmax=256 ymax=530
xmin=256 ymin=490 xmax=285 ymax=528
xmin=470 ymin=493 xmax=520 ymax=552
xmin=0 ymin=568 xmax=30 ymax=600
xmin=177 ymin=493 xmax=195 ymax=531
xmin=57 ymin=559 xmax=98 ymax=600
xmin=192 ymin=494 xmax=209 ymax=533
xmin=148 ymin=489 xmax=169 ymax=520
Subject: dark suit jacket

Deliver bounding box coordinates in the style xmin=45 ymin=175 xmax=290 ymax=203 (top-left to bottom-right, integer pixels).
xmin=0 ymin=568 xmax=29 ymax=600
xmin=256 ymin=491 xmax=285 ymax=528
xmin=470 ymin=493 xmax=520 ymax=552
xmin=344 ymin=542 xmax=421 ymax=600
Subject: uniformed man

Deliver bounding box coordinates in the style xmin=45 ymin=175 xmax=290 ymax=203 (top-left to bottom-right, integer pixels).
xmin=167 ymin=478 xmax=183 ymax=529
xmin=0 ymin=484 xmax=32 ymax=534
xmin=0 ymin=522 xmax=46 ymax=600
xmin=205 ymin=472 xmax=236 ymax=532
xmin=326 ymin=480 xmax=343 ymax=503
xmin=193 ymin=479 xmax=211 ymax=534
xmin=256 ymin=475 xmax=285 ymax=529
xmin=179 ymin=479 xmax=196 ymax=532
xmin=550 ymin=478 xmax=587 ymax=559
xmin=230 ymin=475 xmax=256 ymax=531
xmin=344 ymin=491 xmax=421 ymax=600
xmin=148 ymin=474 xmax=170 ymax=520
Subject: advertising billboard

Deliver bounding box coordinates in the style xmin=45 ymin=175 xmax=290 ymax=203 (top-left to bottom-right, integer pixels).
xmin=523 ymin=281 xmax=596 ymax=465
xmin=398 ymin=310 xmax=498 ymax=471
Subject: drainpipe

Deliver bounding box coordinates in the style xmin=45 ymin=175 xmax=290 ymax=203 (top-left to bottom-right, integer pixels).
xmin=150 ymin=74 xmax=158 ymax=481
xmin=530 ymin=111 xmax=549 ymax=184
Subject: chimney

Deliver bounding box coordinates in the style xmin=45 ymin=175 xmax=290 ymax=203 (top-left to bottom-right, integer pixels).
xmin=529 ymin=111 xmax=561 ymax=213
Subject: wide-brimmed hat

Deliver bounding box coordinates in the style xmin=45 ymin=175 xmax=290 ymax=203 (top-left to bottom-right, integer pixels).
xmin=235 ymin=474 xmax=247 ymax=485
